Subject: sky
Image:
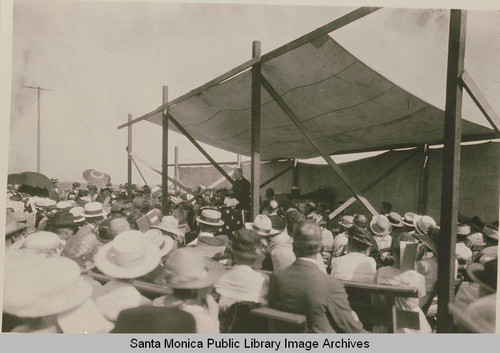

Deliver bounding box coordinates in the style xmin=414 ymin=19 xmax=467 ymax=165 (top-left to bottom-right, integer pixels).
xmin=8 ymin=2 xmax=500 ymax=185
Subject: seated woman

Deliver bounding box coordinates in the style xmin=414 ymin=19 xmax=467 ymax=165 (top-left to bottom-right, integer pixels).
xmin=330 ymin=226 xmax=376 ymax=282
xmin=214 ymin=229 xmax=269 ymax=311
xmin=153 ymin=247 xmax=225 ymax=333
xmin=375 ymin=233 xmax=431 ymax=333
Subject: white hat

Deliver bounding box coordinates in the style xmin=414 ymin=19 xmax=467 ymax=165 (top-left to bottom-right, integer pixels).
xmin=3 ymin=250 xmax=93 ymax=318
xmin=143 ymin=229 xmax=174 ymax=257
xmin=245 ymin=214 xmax=280 ymax=237
xmin=223 ymin=197 xmax=239 ymax=208
xmin=94 ymin=280 xmax=150 ymax=322
xmin=150 ymin=215 xmax=184 ymax=239
xmin=403 ymin=212 xmax=417 ymax=227
xmin=84 ymin=202 xmax=106 ymax=218
xmin=339 ymin=215 xmax=354 ymax=229
xmin=95 ymin=230 xmax=161 ymax=279
xmin=57 ymin=299 xmax=114 ymax=333
xmin=56 ymin=200 xmax=75 ymax=211
xmin=414 ymin=215 xmax=437 ymax=236
xmin=70 ymin=207 xmax=85 ymax=223
xmin=370 ymin=215 xmax=393 ymax=236
xmin=24 ymin=231 xmax=63 ymax=254
xmin=196 ymin=209 xmax=224 ymax=227
xmin=34 ymin=198 xmax=56 ymax=208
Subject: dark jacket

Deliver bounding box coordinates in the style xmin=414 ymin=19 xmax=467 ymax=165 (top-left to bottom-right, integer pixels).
xmin=269 ymin=258 xmax=367 ymax=333
xmin=232 ymin=177 xmax=250 ymax=211
xmin=112 ymin=306 xmax=196 ymax=333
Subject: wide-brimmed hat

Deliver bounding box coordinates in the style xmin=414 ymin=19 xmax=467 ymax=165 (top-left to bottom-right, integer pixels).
xmin=56 ymin=200 xmax=75 ymax=212
xmin=34 ymin=198 xmax=56 ymax=208
xmin=466 ymin=259 xmax=497 ymax=294
xmin=62 ymin=232 xmax=101 ymax=273
xmin=151 ymin=216 xmax=184 ymax=239
xmin=414 ymin=215 xmax=436 ymax=236
xmin=24 ymin=231 xmax=63 ymax=254
xmin=339 ymin=215 xmax=354 ymax=229
xmin=161 ymin=248 xmax=225 ymax=289
xmin=95 ymin=230 xmax=161 ymax=279
xmin=143 ymin=229 xmax=174 ymax=257
xmin=413 ymin=228 xmax=440 ymax=255
xmin=403 ymin=212 xmax=417 ymax=227
xmin=70 ymin=207 xmax=86 ymax=223
xmin=245 ymin=214 xmax=281 ymax=237
xmin=388 ymin=212 xmax=404 ymax=228
xmin=3 ymin=250 xmax=93 ymax=318
xmin=6 ymin=210 xmax=27 ymax=236
xmin=347 ymin=226 xmax=373 ymax=247
xmin=483 ymin=224 xmax=499 ymax=241
xmin=456 ymin=224 xmax=471 ymax=237
xmin=84 ymin=202 xmax=106 ymax=218
xmin=196 ymin=209 xmax=224 ymax=227
xmin=370 ymin=215 xmax=393 ymax=236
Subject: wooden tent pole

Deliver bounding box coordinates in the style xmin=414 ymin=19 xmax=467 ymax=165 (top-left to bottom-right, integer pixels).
xmin=162 ymin=86 xmax=169 ymax=215
xmin=174 ymin=146 xmax=179 ymax=193
xmin=260 ymin=73 xmax=378 ymax=216
xmin=251 ymin=40 xmax=262 ymax=219
xmin=127 ymin=114 xmax=132 ymax=198
xmin=437 ymin=9 xmax=467 ymax=333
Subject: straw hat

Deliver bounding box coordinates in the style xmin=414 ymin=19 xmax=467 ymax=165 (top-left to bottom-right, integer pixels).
xmin=3 ymin=250 xmax=93 ymax=318
xmin=403 ymin=212 xmax=417 ymax=227
xmin=95 ymin=230 xmax=161 ymax=279
xmin=56 ymin=200 xmax=75 ymax=212
xmin=151 ymin=216 xmax=184 ymax=239
xmin=34 ymin=198 xmax=56 ymax=208
xmin=414 ymin=215 xmax=437 ymax=236
xmin=70 ymin=207 xmax=86 ymax=223
xmin=387 ymin=212 xmax=404 ymax=228
xmin=196 ymin=209 xmax=224 ymax=227
xmin=457 ymin=224 xmax=471 ymax=237
xmin=245 ymin=214 xmax=280 ymax=237
xmin=24 ymin=231 xmax=63 ymax=254
xmin=338 ymin=215 xmax=354 ymax=229
xmin=370 ymin=215 xmax=393 ymax=236
xmin=161 ymin=248 xmax=225 ymax=289
xmin=143 ymin=229 xmax=174 ymax=257
xmin=84 ymin=202 xmax=106 ymax=218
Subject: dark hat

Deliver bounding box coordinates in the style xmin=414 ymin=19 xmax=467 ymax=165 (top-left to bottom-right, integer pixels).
xmin=72 ymin=182 xmax=80 ymax=188
xmin=470 ymin=216 xmax=486 ymax=232
xmin=269 ymin=215 xmax=286 ymax=232
xmin=49 ymin=211 xmax=78 ymax=228
xmin=466 ymin=259 xmax=497 ymax=294
xmin=387 ymin=212 xmax=404 ymax=228
xmin=347 ymin=226 xmax=373 ymax=247
xmin=353 ymin=214 xmax=368 ymax=229
xmin=112 ymin=306 xmax=196 ymax=333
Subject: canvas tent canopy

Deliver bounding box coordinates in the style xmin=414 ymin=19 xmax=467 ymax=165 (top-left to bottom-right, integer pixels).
xmin=143 ymin=35 xmax=496 ymax=159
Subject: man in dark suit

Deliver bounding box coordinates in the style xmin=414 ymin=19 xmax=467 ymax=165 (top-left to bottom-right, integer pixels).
xmin=112 ymin=306 xmax=196 ymax=333
xmin=231 ymin=168 xmax=250 ymax=211
xmin=269 ymin=222 xmax=367 ymax=333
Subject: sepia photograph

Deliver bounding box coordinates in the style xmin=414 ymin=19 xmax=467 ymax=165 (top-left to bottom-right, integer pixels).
xmin=2 ymin=1 xmax=499 ymax=335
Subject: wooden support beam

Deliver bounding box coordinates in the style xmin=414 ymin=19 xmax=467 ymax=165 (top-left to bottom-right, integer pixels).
xmin=129 ymin=153 xmax=148 ymax=186
xmin=437 ymin=9 xmax=467 ymax=334
xmin=166 ymin=112 xmax=235 ymax=186
xmin=260 ymin=73 xmax=378 ymax=216
xmin=328 ymin=149 xmax=418 ymax=220
xmin=174 ymin=146 xmax=179 ymax=193
xmin=127 ymin=114 xmax=132 ymax=198
xmin=459 ymin=70 xmax=500 ymax=132
xmin=292 ymin=159 xmax=299 ymax=189
xmin=162 ymin=86 xmax=169 ymax=215
xmin=261 ymin=7 xmax=381 ymax=63
xmin=417 ymin=145 xmax=430 ymax=214
xmin=117 ymin=57 xmax=259 ymax=130
xmin=260 ymin=163 xmax=294 ymax=189
xmin=251 ymin=40 xmax=262 ymax=219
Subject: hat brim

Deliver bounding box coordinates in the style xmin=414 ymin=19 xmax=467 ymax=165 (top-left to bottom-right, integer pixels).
xmin=338 ymin=221 xmax=353 ymax=229
xmin=402 ymin=221 xmax=415 ymax=227
xmin=244 ymin=223 xmax=281 ymax=237
xmin=389 ymin=221 xmax=404 ymax=228
xmin=85 ymin=212 xmax=106 ymax=218
xmin=157 ymin=236 xmax=174 ymax=257
xmin=196 ymin=216 xmax=224 ymax=227
xmin=95 ymin=242 xmax=161 ymax=279
xmin=413 ymin=233 xmax=438 ymax=254
xmin=466 ymin=263 xmax=495 ymax=294
xmin=150 ymin=225 xmax=184 ymax=238
xmin=165 ymin=260 xmax=226 ymax=289
xmin=5 ymin=277 xmax=93 ymax=318
xmin=369 ymin=219 xmax=392 ymax=236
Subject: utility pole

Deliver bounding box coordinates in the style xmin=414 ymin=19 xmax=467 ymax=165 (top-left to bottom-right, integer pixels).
xmin=23 ymin=85 xmax=54 ymax=173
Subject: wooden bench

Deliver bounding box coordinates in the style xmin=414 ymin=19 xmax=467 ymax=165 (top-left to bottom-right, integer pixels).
xmin=250 ymin=307 xmax=306 ymax=333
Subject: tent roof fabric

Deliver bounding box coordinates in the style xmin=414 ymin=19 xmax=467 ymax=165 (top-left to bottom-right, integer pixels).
xmin=146 ymin=35 xmax=494 ymax=159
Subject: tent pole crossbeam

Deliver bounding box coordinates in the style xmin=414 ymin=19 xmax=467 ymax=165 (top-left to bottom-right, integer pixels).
xmin=328 ymin=149 xmax=419 ymax=220
xmin=260 ymin=163 xmax=295 ymax=189
xmin=437 ymin=9 xmax=467 ymax=334
xmin=166 ymin=112 xmax=235 ymax=186
xmin=459 ymin=70 xmax=500 ymax=133
xmin=260 ymin=73 xmax=378 ymax=216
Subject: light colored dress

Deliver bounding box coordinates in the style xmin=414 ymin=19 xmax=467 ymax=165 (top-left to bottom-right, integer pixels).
xmin=330 ymin=253 xmax=376 ymax=283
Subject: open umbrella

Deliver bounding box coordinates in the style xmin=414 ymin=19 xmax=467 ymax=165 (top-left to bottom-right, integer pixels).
xmin=8 ymin=172 xmax=59 ymax=201
xmin=82 ymin=169 xmax=111 ymax=189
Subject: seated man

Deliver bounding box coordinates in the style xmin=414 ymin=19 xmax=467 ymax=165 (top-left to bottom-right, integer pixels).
xmin=269 ymin=222 xmax=366 ymax=333
xmin=330 ymin=226 xmax=376 ymax=282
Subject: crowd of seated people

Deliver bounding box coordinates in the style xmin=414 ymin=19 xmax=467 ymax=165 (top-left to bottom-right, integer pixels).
xmin=3 ymin=182 xmax=498 ymax=333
